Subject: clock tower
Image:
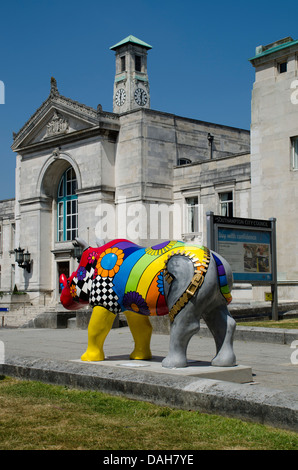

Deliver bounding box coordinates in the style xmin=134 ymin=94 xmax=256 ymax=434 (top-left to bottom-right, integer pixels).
xmin=110 ymin=35 xmax=152 ymax=113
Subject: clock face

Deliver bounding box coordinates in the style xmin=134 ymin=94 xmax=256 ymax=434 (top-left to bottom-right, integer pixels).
xmin=115 ymin=88 xmax=126 ymax=106
xmin=134 ymin=88 xmax=147 ymax=106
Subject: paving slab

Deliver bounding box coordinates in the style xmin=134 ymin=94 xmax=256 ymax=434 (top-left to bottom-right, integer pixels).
xmin=0 ymin=327 xmax=297 ymax=432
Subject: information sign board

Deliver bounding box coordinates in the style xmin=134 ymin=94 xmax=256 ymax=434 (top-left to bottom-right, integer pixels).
xmin=217 ymin=226 xmax=272 ymax=283
xmin=206 ymin=212 xmax=278 ymax=319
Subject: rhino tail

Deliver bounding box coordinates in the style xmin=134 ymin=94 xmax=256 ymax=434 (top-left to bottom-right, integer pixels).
xmin=211 ymin=253 xmax=233 ymax=305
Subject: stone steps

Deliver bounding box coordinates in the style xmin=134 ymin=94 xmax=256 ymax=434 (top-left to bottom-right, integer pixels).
xmin=1 ymin=305 xmax=58 ymax=328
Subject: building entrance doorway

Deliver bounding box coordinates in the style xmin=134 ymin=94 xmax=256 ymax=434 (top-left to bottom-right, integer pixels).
xmin=58 ymin=261 xmax=69 ymax=293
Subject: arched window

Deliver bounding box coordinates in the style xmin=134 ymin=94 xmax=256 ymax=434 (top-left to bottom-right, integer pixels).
xmin=57 ymin=167 xmax=78 ymax=241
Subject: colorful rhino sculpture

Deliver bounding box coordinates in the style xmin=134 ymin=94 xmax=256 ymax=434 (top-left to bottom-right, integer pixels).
xmin=60 ymin=238 xmax=236 ymax=368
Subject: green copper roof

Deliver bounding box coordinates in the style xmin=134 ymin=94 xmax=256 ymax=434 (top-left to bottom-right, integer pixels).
xmin=110 ymin=35 xmax=152 ymax=50
xmin=249 ymin=38 xmax=298 ymax=62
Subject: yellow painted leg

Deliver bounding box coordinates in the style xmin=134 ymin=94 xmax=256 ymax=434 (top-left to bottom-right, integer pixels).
xmin=81 ymin=306 xmax=116 ymax=361
xmin=124 ymin=311 xmax=152 ymax=360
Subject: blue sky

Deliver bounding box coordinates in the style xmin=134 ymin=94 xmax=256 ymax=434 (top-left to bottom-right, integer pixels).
xmin=0 ymin=0 xmax=297 ymax=200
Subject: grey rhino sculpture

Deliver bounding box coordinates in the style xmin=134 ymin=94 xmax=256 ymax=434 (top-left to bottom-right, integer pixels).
xmin=60 ymin=238 xmax=236 ymax=368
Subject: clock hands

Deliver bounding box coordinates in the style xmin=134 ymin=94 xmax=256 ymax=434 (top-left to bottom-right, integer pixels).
xmin=134 ymin=88 xmax=147 ymax=106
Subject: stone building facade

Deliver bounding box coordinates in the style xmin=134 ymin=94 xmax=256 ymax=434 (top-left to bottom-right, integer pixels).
xmin=249 ymin=36 xmax=298 ymax=300
xmin=0 ymin=199 xmax=15 ymax=292
xmin=0 ymin=35 xmax=297 ymax=320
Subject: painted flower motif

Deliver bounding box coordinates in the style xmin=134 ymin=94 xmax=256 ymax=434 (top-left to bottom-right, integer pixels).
xmin=123 ymin=291 xmax=150 ymax=316
xmin=88 ymin=251 xmax=99 ymax=265
xmin=96 ymin=247 xmax=124 ymax=278
xmin=69 ymin=284 xmax=77 ymax=298
xmin=77 ymin=266 xmax=86 ymax=281
xmin=145 ymin=240 xmax=177 ymax=256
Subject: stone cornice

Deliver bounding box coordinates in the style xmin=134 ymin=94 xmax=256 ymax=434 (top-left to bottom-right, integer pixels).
xmin=19 ymin=195 xmax=52 ymax=206
xmin=15 ymin=125 xmax=119 ymax=156
xmin=76 ymin=185 xmax=115 ymax=196
xmin=119 ymin=107 xmax=250 ymax=134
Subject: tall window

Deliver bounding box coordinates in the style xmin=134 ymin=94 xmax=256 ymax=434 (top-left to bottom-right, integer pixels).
xmin=292 ymin=137 xmax=298 ymax=170
xmin=57 ymin=167 xmax=78 ymax=241
xmin=219 ymin=192 xmax=233 ymax=217
xmin=185 ymin=196 xmax=199 ymax=233
xmin=135 ymin=55 xmax=141 ymax=72
xmin=121 ymin=56 xmax=126 ymax=72
xmin=10 ymin=223 xmax=15 ymax=252
xmin=279 ymin=61 xmax=287 ymax=73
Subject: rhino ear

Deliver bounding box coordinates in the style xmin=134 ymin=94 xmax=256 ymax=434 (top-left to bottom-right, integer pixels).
xmin=96 ymin=238 xmax=105 ymax=247
xmin=75 ymin=237 xmax=89 ymax=250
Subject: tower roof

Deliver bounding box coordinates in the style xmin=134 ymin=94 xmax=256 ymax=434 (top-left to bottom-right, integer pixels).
xmin=110 ymin=35 xmax=152 ymax=51
xmin=249 ymin=37 xmax=298 ymax=62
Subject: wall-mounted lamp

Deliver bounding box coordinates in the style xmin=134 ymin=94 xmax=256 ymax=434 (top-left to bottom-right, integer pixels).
xmin=72 ymin=240 xmax=83 ymax=263
xmin=14 ymin=247 xmax=31 ymax=273
xmin=207 ymin=133 xmax=214 ymax=159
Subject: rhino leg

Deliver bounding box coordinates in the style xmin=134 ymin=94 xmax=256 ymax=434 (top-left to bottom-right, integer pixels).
xmin=81 ymin=306 xmax=116 ymax=361
xmin=124 ymin=311 xmax=152 ymax=360
xmin=202 ymin=305 xmax=236 ymax=367
xmin=162 ymin=306 xmax=200 ymax=368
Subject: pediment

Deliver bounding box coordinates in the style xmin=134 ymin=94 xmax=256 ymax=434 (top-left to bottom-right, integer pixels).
xmin=12 ymin=97 xmax=98 ymax=151
xmin=11 ymin=76 xmax=102 ymax=151
xmin=28 ymin=107 xmax=96 ymax=145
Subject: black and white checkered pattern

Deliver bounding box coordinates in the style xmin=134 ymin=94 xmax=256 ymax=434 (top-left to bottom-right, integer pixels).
xmin=71 ymin=266 xmax=95 ymax=302
xmin=90 ymin=276 xmax=121 ymax=313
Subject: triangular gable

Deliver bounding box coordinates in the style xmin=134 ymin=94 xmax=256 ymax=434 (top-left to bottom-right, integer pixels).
xmin=12 ymin=78 xmax=99 ymax=151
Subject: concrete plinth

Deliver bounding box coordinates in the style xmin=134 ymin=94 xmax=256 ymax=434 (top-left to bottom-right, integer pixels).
xmin=72 ymin=358 xmax=253 ymax=384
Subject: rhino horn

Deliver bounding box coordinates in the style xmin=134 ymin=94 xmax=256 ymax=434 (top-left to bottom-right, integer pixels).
xmin=96 ymin=238 xmax=105 ymax=247
xmin=60 ymin=273 xmax=68 ymax=287
xmin=75 ymin=237 xmax=89 ymax=250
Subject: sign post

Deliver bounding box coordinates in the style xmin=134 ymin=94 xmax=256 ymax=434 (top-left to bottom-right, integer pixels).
xmin=207 ymin=212 xmax=278 ymax=320
xmin=269 ymin=217 xmax=278 ymax=321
